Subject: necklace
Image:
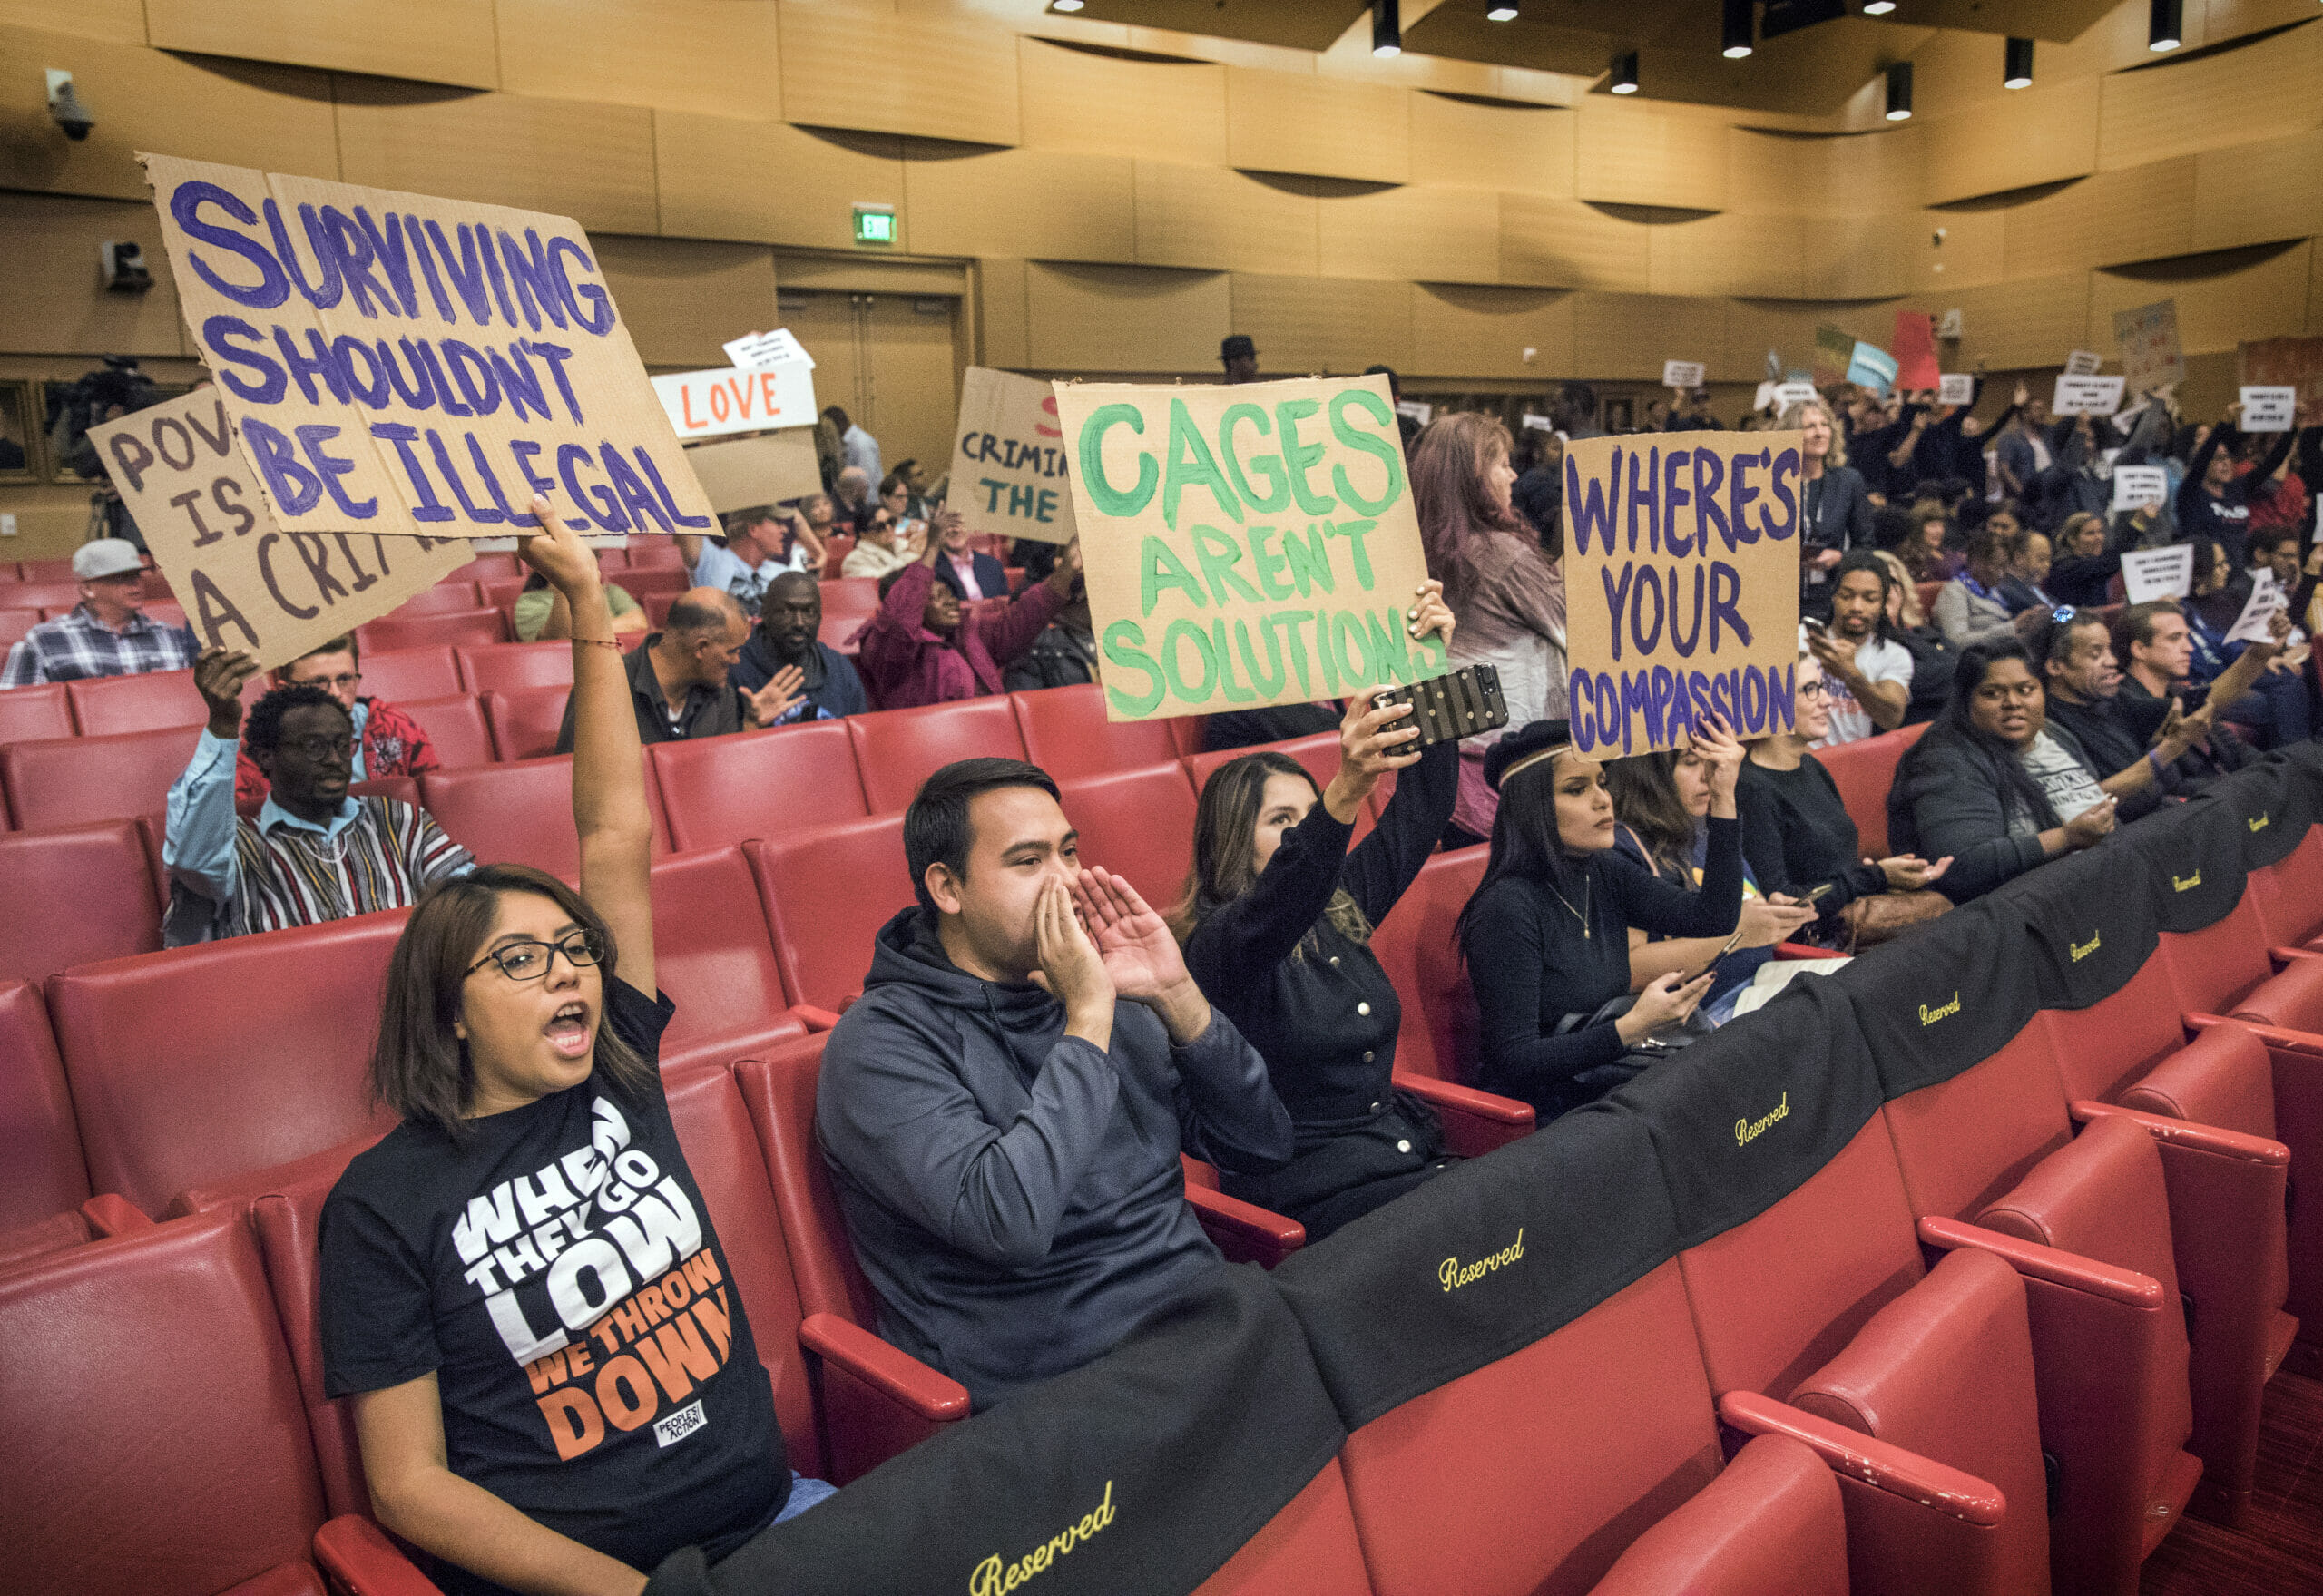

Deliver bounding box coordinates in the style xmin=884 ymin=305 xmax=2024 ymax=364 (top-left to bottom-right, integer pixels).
xmin=1548 ymin=875 xmax=1591 ymax=938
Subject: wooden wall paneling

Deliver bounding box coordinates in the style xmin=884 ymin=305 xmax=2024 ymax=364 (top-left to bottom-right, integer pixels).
xmin=1407 ymin=92 xmax=1573 ymax=197
xmin=2191 ymin=127 xmax=2323 ymax=255
xmin=2088 ymin=241 xmax=2315 ymax=355
xmin=1573 ymin=103 xmax=1729 ymax=212
xmin=1794 ymin=213 xmax=1908 ymax=301
xmin=1917 ymin=205 xmax=2006 ymax=291
xmin=0 ymin=193 xmax=191 ymax=358
xmin=2098 ymin=19 xmax=2323 ymax=171
xmin=1133 ymin=164 xmax=1318 ymax=277
xmin=904 ymin=145 xmax=1133 ymax=265
xmin=775 ymin=254 xmax=963 ymax=296
xmin=1572 ymin=292 xmax=1730 ymax=383
xmin=495 ymin=0 xmax=779 ymax=122
xmin=1648 ymin=211 xmax=1804 ymax=299
xmin=333 ymin=80 xmax=658 ymax=236
xmin=1025 ymin=262 xmax=1229 ymax=372
xmin=1408 ymin=284 xmax=1574 ymax=379
xmin=1921 ymin=76 xmax=2101 ymax=206
xmin=975 ymin=258 xmax=1030 ymax=369
xmin=2313 ymin=240 xmax=2323 ymax=336
xmin=1499 ymin=195 xmax=1651 ymax=291
xmin=0 ymin=0 xmax=143 ymax=44
xmin=593 ymin=235 xmax=777 ymax=369
xmin=656 ymin=115 xmax=906 ymax=251
xmin=1225 ymin=67 xmax=1409 ymax=184
xmin=144 ymin=0 xmax=497 ymax=90
xmin=1723 ymin=299 xmax=1898 ymax=383
xmin=1015 ymin=37 xmax=1227 ymax=168
xmin=1907 ymin=273 xmax=2093 ymax=371
xmin=1729 ymin=125 xmax=1923 ymax=219
xmin=0 ymin=25 xmax=338 ymax=200
xmin=1314 ymin=183 xmax=1500 ymax=286
xmin=779 ymin=4 xmax=1019 ymax=147
xmin=1999 ymin=158 xmax=2198 ymax=279
xmin=1229 ymin=275 xmax=1411 ymax=375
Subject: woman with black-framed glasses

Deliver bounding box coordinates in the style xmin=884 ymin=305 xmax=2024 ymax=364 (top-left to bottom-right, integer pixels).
xmin=319 ymin=498 xmax=832 ymax=1596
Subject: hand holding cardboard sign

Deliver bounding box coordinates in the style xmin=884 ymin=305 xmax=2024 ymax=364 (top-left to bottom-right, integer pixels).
xmin=515 ymin=495 xmax=604 ymax=607
xmin=1406 ymin=577 xmax=1456 ymax=650
xmin=194 ymin=646 xmax=262 ymax=737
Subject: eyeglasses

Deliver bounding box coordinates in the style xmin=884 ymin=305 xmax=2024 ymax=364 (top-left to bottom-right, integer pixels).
xmin=465 ymin=929 xmax=608 ymax=982
xmin=285 ymin=734 xmax=356 ymax=760
xmin=1796 ymin=679 xmax=1833 ymax=699
xmin=300 ymin=672 xmax=362 ymax=690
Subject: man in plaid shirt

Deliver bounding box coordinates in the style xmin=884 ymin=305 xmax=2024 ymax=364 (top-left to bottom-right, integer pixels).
xmin=1 ymin=539 xmax=198 ymax=687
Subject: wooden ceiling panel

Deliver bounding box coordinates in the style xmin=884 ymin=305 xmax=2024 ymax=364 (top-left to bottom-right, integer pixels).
xmin=1063 ymin=0 xmax=1366 ymax=53
xmin=1017 ymin=37 xmax=1229 ymax=167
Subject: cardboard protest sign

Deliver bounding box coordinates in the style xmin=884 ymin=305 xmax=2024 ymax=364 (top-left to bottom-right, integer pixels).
xmin=1752 ymin=381 xmax=1776 ymax=412
xmin=2240 ymin=338 xmax=2323 ymax=411
xmin=1520 ymin=413 xmax=1556 ymax=433
xmin=2241 ymin=387 xmax=2297 ymax=433
xmin=2224 ymin=567 xmax=2286 ymax=647
xmin=1771 ymin=380 xmax=1818 ymax=411
xmin=684 ymin=430 xmax=824 ymax=514
xmin=2122 ymin=544 xmax=2193 ymax=603
xmin=652 ymin=361 xmax=818 ymax=443
xmin=1938 ymin=373 xmax=1975 ymax=406
xmin=1562 ymin=430 xmax=1803 ymax=757
xmin=1847 ymin=342 xmax=1897 ymax=394
xmin=1891 ymin=312 xmax=1939 ymax=390
xmin=2111 ymin=299 xmax=2184 ymax=396
xmin=1812 ymin=325 xmax=1854 ymax=387
xmin=2112 ymin=465 xmax=2169 ymax=511
xmin=2064 ymin=350 xmax=2104 ymax=377
xmin=140 ymin=153 xmax=713 ymax=542
xmin=1662 ymin=360 xmax=1706 ymax=391
xmin=722 ymin=328 xmax=813 ymax=371
xmin=89 ymin=389 xmax=468 ymax=668
xmin=1052 ymin=375 xmax=1442 ymax=724
xmin=2053 ymin=374 xmax=2124 ymax=416
xmin=949 ymin=366 xmax=1077 ymax=546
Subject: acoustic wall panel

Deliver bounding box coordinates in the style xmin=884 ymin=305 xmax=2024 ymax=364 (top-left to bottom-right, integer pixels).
xmin=779 ymin=3 xmax=1019 ymax=148
xmin=1573 ymin=292 xmax=1730 ymax=383
xmin=1026 ymin=262 xmax=1228 ymax=373
xmin=2097 ymin=20 xmax=2323 ymax=172
xmin=1922 ymin=76 xmax=2101 ymax=205
xmin=1723 ymin=299 xmax=1899 ymax=386
xmin=1408 ymin=284 xmax=1575 ymax=380
xmin=656 ymin=115 xmax=907 ymax=251
xmin=144 ymin=0 xmax=498 ymax=89
xmin=1500 ymin=194 xmax=1652 ymax=291
xmin=1316 ymin=184 xmax=1501 ymax=286
xmin=2191 ymin=127 xmax=2323 ymax=256
xmin=1230 ymin=274 xmax=1411 ymax=376
xmin=905 ymin=146 xmax=1134 ymax=265
xmin=1906 ymin=273 xmax=2092 ymax=371
xmin=0 ymin=192 xmax=191 ymax=357
xmin=1407 ymin=92 xmax=1573 ymax=197
xmin=1134 ymin=164 xmax=1319 ymax=277
xmin=2088 ymin=242 xmax=2315 ymax=356
xmin=975 ymin=258 xmax=1031 ymax=370
xmin=1648 ymin=211 xmax=1805 ymax=299
xmin=1225 ymin=67 xmax=1409 ymax=184
xmin=497 ymin=0 xmax=779 ymax=123
xmin=593 ymin=235 xmax=777 ymax=369
xmin=1729 ymin=124 xmax=1923 ymax=218
xmin=1999 ymin=159 xmax=2197 ymax=279
xmin=0 ymin=0 xmax=146 ymax=44
xmin=1574 ymin=103 xmax=1729 ymax=212
xmin=1017 ymin=36 xmax=1228 ymax=168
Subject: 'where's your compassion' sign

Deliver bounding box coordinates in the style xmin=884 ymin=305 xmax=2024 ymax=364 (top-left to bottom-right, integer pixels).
xmin=141 ymin=153 xmax=715 ymax=538
xmin=1054 ymin=375 xmax=1443 ymax=723
xmin=1563 ymin=431 xmax=1804 ymax=756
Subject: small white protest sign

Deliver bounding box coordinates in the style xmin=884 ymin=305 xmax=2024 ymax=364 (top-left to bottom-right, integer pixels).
xmin=2053 ymin=374 xmax=2125 ymax=416
xmin=2224 ymin=568 xmax=2287 ymax=647
xmin=2122 ymin=544 xmax=2194 ymax=603
xmin=1938 ymin=373 xmax=1975 ymax=406
xmin=1662 ymin=359 xmax=1706 ymax=391
xmin=1520 ymin=413 xmax=1556 ymax=433
xmin=722 ymin=329 xmax=815 ymax=371
xmin=2241 ymin=387 xmax=2297 ymax=433
xmin=2111 ymin=465 xmax=2169 ymax=511
xmin=1396 ymin=399 xmax=1434 ymax=426
xmin=1752 ymin=381 xmax=1776 ymax=412
xmin=1771 ymin=380 xmax=1819 ymax=410
xmin=653 ymin=360 xmax=818 ymax=442
xmin=2064 ymin=350 xmax=2104 ymax=377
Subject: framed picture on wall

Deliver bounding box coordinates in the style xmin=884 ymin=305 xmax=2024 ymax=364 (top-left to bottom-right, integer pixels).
xmin=0 ymin=380 xmax=39 ymax=485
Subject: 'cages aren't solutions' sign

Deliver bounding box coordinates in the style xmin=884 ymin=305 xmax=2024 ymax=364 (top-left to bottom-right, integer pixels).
xmin=1054 ymin=374 xmax=1444 ymax=723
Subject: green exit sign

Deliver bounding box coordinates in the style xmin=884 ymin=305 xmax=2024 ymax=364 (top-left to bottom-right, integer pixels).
xmin=853 ymin=204 xmax=896 ymax=247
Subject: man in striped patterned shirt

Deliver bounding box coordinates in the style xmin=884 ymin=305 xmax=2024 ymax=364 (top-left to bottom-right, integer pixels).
xmin=162 ymin=648 xmax=473 ymax=945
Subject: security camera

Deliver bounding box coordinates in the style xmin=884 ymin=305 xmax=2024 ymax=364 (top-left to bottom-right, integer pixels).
xmin=46 ymin=70 xmax=93 ymax=141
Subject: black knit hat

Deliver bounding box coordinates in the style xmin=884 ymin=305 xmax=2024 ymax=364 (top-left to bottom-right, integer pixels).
xmin=1484 ymin=719 xmax=1574 ymax=792
xmin=1220 ymin=334 xmax=1257 ymax=362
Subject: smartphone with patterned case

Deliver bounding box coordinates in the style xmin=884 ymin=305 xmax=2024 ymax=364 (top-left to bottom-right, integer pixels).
xmin=1371 ymin=662 xmax=1509 ymax=749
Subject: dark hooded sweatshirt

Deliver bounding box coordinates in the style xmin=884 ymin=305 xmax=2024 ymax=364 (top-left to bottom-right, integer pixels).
xmin=815 ymin=908 xmax=1291 ymax=1411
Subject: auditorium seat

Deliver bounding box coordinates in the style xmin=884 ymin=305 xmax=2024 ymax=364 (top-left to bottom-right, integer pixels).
xmin=0 ymin=1197 xmax=152 ymax=1273
xmin=450 ymin=553 xmax=522 ymax=581
xmin=1366 ymin=847 xmax=1487 ymax=1083
xmin=747 ymin=815 xmax=910 ymax=1014
xmin=0 ymin=681 xmax=72 ymax=745
xmin=1056 ymin=762 xmax=1199 ymax=912
xmin=47 ymin=911 xmax=410 ymax=1216
xmin=12 ymin=559 xmax=76 ymax=583
xmin=643 ymin=591 xmax=679 ymax=628
xmin=2248 ymin=825 xmax=2323 ymax=946
xmin=647 ymin=847 xmax=812 ymax=1072
xmin=142 ymin=600 xmax=187 ymax=630
xmin=619 ymin=563 xmax=689 ymax=598
xmin=848 ymin=697 xmax=1028 ymax=813
xmin=0 ymin=725 xmax=196 ymax=831
xmin=6 ymin=581 xmax=88 ymax=611
xmin=654 ymin=720 xmax=868 ymax=851
xmin=1014 ymin=682 xmax=1181 ymax=778
xmin=350 ymin=643 xmax=461 ymax=703
xmin=482 ymin=685 xmax=572 ymax=762
xmin=626 ymin=539 xmax=684 ymax=569
xmin=2160 ymin=890 xmax=2323 ymax=1034
xmin=478 ymin=575 xmax=530 ymax=612
xmin=355 ymin=607 xmax=509 ymax=654
xmin=456 ymin=639 xmax=574 ymax=695
xmin=1184 ymin=731 xmax=1345 ymax=803
xmin=1587 ymin=1434 xmax=1848 ymax=1596
xmin=64 ymin=667 xmax=202 ymax=736
xmin=0 ymin=1210 xmax=433 ymax=1596
xmin=820 ymin=534 xmax=856 ymax=577
xmin=0 ymin=819 xmax=161 ymax=978
xmin=1813 ymin=722 xmax=1926 ymax=858
xmin=0 ymin=606 xmax=40 ymax=649
xmin=397 ymin=692 xmax=496 ymax=769
xmin=384 ymin=579 xmax=482 ymax=616
xmin=0 ymin=980 xmax=90 ymax=1231
xmin=821 ymin=576 xmax=879 ymax=612
xmin=419 ymin=753 xmax=672 ymax=880
xmin=1192 ymin=1458 xmax=1376 ymax=1596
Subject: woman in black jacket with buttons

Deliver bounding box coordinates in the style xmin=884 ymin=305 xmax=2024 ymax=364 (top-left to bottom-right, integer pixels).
xmin=1175 ymin=583 xmax=1461 ymax=1241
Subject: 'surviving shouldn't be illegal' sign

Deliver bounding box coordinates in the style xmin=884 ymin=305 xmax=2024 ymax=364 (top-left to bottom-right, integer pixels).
xmin=950 ymin=366 xmax=1076 ymax=545
xmin=1563 ymin=431 xmax=1804 ymax=756
xmin=89 ymin=389 xmax=470 ymax=668
xmin=142 ymin=152 xmax=715 ymax=539
xmin=1054 ymin=375 xmax=1444 ymax=724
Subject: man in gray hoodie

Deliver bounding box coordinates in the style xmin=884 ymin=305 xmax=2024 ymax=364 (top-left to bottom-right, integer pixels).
xmin=817 ymin=758 xmax=1292 ymax=1411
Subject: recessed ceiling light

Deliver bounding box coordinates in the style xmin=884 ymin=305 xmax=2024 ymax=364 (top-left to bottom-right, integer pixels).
xmin=1722 ymin=0 xmax=1753 ymax=58
xmin=1885 ymin=60 xmax=1913 ymax=119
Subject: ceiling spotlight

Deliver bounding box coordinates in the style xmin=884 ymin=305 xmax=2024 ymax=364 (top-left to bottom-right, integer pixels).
xmin=1487 ymin=1 xmax=1520 ymax=19
xmin=1862 ymin=1 xmax=1896 ymax=13
xmin=1611 ymin=49 xmax=1640 ymax=93
xmin=2004 ymin=36 xmax=2034 ymax=87
xmin=1721 ymin=0 xmax=1753 ymax=59
xmin=1374 ymin=0 xmax=1402 ymax=56
xmin=1048 ymin=0 xmax=1083 ymax=9
xmin=2149 ymin=0 xmax=2181 ymax=50
xmin=1885 ymin=60 xmax=1913 ymax=120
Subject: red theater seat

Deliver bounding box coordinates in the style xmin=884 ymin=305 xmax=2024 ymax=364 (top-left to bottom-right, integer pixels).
xmin=419 ymin=753 xmax=672 ymax=880
xmin=626 ymin=539 xmax=685 ymax=569
xmin=620 ymin=564 xmax=689 ymax=598
xmin=1013 ymin=682 xmax=1181 ymax=778
xmin=457 ymin=639 xmax=574 ymax=695
xmin=451 ymin=553 xmax=522 ymax=581
xmin=7 ymin=581 xmax=87 ymax=611
xmin=1587 ymin=1434 xmax=1848 ymax=1596
xmin=848 ymin=698 xmax=1028 ymax=813
xmin=654 ymin=720 xmax=868 ymax=851
xmin=478 ymin=575 xmax=530 ymax=612
xmin=64 ymin=668 xmax=203 ymax=736
xmin=1367 ymin=847 xmax=1487 ymax=1084
xmin=0 ymin=607 xmax=41 ymax=648
xmin=1193 ymin=1457 xmax=1376 ymax=1596
xmin=820 ymin=535 xmax=855 ymax=577
xmin=0 ymin=681 xmax=72 ymax=746
xmin=355 ymin=607 xmax=509 ymax=654
xmin=0 ymin=819 xmax=160 ymax=979
xmin=1811 ymin=722 xmax=1926 ymax=858
xmin=397 ymin=693 xmax=495 ymax=769
xmin=1 ymin=725 xmax=196 ymax=832
xmin=47 ymin=912 xmax=409 ymax=1217
xmin=350 ymin=643 xmax=462 ymax=703
xmin=386 ymin=579 xmax=483 ymax=616
xmin=12 ymin=559 xmax=77 ymax=582
xmin=1057 ymin=763 xmax=1199 ymax=913
xmin=482 ymin=686 xmax=572 ymax=763
xmin=748 ymin=815 xmax=911 ymax=1014
xmin=0 ymin=1211 xmax=430 ymax=1596
xmin=647 ymin=847 xmax=812 ymax=1072
xmin=2249 ymin=827 xmax=2323 ymax=945
xmin=0 ymin=980 xmax=90 ymax=1231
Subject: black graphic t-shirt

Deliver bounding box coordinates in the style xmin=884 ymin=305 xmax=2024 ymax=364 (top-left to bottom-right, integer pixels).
xmin=320 ymin=980 xmax=784 ymax=1592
